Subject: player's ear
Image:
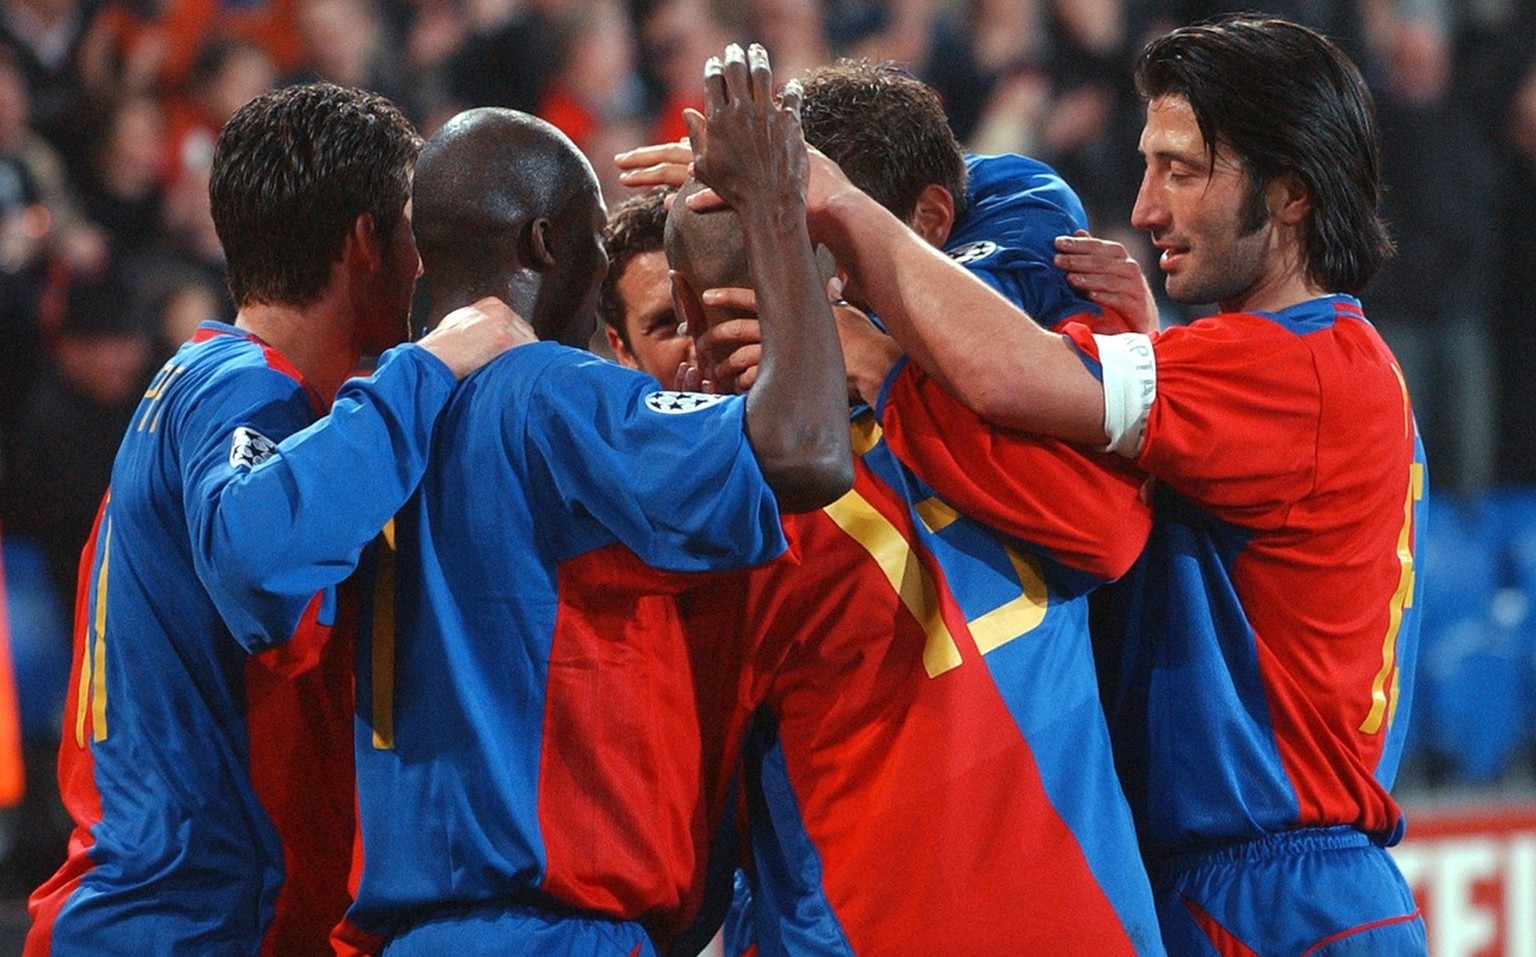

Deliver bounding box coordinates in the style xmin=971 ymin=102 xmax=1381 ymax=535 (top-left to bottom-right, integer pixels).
xmin=347 ymin=213 xmax=385 ymax=272
xmin=523 ymin=218 xmax=558 ymax=271
xmin=908 ymin=184 xmax=955 ymax=247
xmin=606 ymin=325 xmax=638 ymax=368
xmin=1267 ymin=171 xmax=1311 ymax=226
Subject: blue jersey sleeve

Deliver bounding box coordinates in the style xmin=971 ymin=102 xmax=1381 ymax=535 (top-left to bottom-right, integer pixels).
xmin=504 ymin=345 xmax=787 ymax=573
xmin=950 ymin=153 xmax=1101 ymax=331
xmin=177 ymin=342 xmax=456 ymax=651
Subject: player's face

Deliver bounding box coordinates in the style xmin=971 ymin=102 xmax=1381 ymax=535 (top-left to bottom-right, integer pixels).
xmin=1131 ymin=95 xmax=1274 ymax=312
xmin=609 ymin=248 xmax=693 ymax=385
xmin=358 ymin=195 xmax=422 ymax=356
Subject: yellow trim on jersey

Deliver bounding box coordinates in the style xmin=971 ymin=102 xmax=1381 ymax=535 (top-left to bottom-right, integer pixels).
xmin=72 ymin=520 xmax=114 ymax=745
xmin=914 ymin=497 xmax=961 ymax=534
xmin=824 ymin=489 xmax=962 ymax=678
xmin=849 ymin=414 xmax=883 ymax=458
xmin=371 ymin=520 xmax=397 ymax=750
xmin=968 ymin=546 xmax=1049 ymax=655
xmin=1361 ymin=461 xmax=1423 ymax=735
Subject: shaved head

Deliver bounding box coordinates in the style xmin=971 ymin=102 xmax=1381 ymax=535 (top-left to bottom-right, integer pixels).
xmin=666 ymin=177 xmax=835 ymax=317
xmin=665 ymin=177 xmax=752 ymax=291
xmin=413 ymin=107 xmax=609 ymax=345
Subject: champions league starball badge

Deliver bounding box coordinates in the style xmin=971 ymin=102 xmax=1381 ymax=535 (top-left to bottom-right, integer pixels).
xmin=644 ymin=391 xmax=731 ymax=415
xmin=228 ymin=426 xmax=279 ymax=469
xmin=947 ymin=240 xmax=998 ymax=265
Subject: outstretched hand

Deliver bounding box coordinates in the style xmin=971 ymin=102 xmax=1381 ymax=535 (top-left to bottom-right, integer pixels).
xmin=614 ymin=139 xmax=692 ymax=191
xmin=416 ymin=295 xmax=537 ymax=380
xmin=682 ymin=43 xmax=807 ymax=212
xmin=1053 ymin=231 xmax=1160 ymax=335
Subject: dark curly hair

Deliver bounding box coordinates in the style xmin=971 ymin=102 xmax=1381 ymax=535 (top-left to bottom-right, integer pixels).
xmin=799 ymin=59 xmax=968 ymax=224
xmin=210 ymin=83 xmax=422 ymax=308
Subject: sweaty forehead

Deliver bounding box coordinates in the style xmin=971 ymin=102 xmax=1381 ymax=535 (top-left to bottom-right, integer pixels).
xmin=1141 ymin=95 xmax=1203 ymax=155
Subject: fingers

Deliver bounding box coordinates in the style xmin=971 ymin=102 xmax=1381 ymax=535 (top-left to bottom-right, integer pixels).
xmin=779 ymin=77 xmax=803 ymax=119
xmin=613 ymin=140 xmax=691 ymax=170
xmin=615 ymin=139 xmax=692 ymax=189
xmin=721 ymin=42 xmax=749 ymax=106
xmin=1053 ymin=232 xmax=1127 ymax=257
xmin=700 ymin=286 xmax=758 ymax=314
xmin=681 ymin=108 xmax=708 ymax=164
xmin=617 ymin=163 xmax=691 ymax=189
xmin=748 ymin=42 xmax=772 ymax=105
xmin=702 ymin=55 xmax=726 ymax=115
xmin=684 ymin=186 xmax=727 ymax=212
xmin=707 ymin=343 xmax=761 ymax=389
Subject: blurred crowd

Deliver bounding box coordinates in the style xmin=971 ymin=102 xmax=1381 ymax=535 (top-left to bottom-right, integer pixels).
xmin=1 ymin=0 xmax=1534 ymax=900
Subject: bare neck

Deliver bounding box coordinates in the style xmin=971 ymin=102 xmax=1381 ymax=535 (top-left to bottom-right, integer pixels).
xmin=235 ymin=294 xmax=360 ymax=406
xmin=421 ymin=269 xmax=538 ymax=333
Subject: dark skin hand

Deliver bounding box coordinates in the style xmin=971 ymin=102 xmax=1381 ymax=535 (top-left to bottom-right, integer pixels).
xmin=682 ymin=43 xmax=852 ymax=512
xmin=693 ymin=285 xmax=895 ymax=406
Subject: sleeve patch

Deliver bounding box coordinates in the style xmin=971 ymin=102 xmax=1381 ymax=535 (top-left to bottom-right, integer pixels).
xmin=229 ymin=426 xmax=279 ymax=469
xmin=643 ymin=390 xmax=731 ymax=415
xmin=946 ymin=240 xmax=998 ymax=265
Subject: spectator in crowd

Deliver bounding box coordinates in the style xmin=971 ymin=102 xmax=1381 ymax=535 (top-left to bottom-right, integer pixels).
xmin=74 ymin=92 xmax=165 ymax=256
xmin=1 ymin=272 xmax=153 ymax=604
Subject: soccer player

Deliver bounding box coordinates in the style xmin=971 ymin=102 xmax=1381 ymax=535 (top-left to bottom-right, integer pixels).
xmin=599 ymin=186 xmax=696 ymax=386
xmin=657 ymin=173 xmax=1165 ymax=956
xmin=24 ymin=84 xmax=527 ymax=955
xmin=819 ymin=15 xmax=1429 ymax=956
xmin=337 ymin=45 xmax=853 ymax=957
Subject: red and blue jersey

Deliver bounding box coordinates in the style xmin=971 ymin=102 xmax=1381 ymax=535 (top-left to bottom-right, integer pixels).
xmin=26 ymin=321 xmax=457 ymax=956
xmin=709 ymin=153 xmax=1157 ymax=955
xmin=724 ymin=377 xmax=1161 ymax=956
xmin=340 ymin=342 xmax=786 ymax=955
xmin=1060 ymin=295 xmax=1428 ymax=854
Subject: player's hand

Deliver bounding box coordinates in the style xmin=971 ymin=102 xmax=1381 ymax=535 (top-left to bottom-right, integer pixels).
xmin=615 ymin=139 xmax=693 ymax=191
xmin=836 ymin=303 xmax=901 ymax=407
xmin=696 ymin=286 xmax=762 ymax=393
xmin=1053 ymin=231 xmax=1159 ymax=335
xmin=416 ymin=295 xmax=536 ymax=379
xmin=682 ymin=146 xmax=859 ymax=238
xmin=682 ymin=43 xmax=807 ymax=214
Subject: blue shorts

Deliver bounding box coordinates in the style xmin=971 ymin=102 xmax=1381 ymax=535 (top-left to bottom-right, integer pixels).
xmin=1149 ymin=827 xmax=1426 ymax=956
xmin=381 ymin=902 xmax=659 ymax=957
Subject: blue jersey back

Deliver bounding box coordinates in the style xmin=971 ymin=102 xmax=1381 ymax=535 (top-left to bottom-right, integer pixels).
xmin=349 ymin=343 xmax=786 ymax=941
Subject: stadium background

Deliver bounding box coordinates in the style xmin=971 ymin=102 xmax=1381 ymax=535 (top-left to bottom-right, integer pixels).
xmin=0 ymin=0 xmax=1532 ymax=952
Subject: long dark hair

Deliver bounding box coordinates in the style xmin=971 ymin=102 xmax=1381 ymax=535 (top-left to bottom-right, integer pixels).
xmin=1136 ymin=15 xmax=1394 ymax=294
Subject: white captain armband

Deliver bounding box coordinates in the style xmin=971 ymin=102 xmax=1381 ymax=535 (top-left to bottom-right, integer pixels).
xmin=1094 ymin=333 xmax=1156 ymax=458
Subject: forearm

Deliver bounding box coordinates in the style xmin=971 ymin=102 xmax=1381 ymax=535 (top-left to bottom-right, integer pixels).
xmin=739 ymin=200 xmax=855 ymax=512
xmin=196 ymin=346 xmax=455 ymax=645
xmin=816 ymin=189 xmax=1107 ymax=444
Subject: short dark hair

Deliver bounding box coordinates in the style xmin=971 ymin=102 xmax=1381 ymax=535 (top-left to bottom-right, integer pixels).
xmin=1136 ymin=15 xmax=1393 ymax=294
xmin=799 ymin=59 xmax=967 ymax=224
xmin=598 ymin=187 xmax=669 ymax=345
xmin=210 ymin=83 xmax=421 ymax=308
